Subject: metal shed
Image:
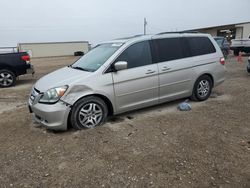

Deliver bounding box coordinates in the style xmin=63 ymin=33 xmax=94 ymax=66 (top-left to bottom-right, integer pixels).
xmin=18 ymin=41 xmax=90 ymax=58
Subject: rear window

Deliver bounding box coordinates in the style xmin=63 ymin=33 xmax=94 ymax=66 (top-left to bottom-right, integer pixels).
xmin=151 ymin=36 xmax=216 ymax=63
xmin=152 ymin=38 xmax=188 ymax=63
xmin=186 ymin=37 xmax=216 ymax=56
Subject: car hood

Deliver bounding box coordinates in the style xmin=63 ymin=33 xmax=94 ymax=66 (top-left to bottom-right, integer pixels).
xmin=35 ymin=66 xmax=92 ymax=92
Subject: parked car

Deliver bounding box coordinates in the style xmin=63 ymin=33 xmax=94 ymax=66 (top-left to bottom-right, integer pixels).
xmin=74 ymin=51 xmax=84 ymax=56
xmin=214 ymin=36 xmax=230 ymax=58
xmin=230 ymin=35 xmax=250 ymax=56
xmin=28 ymin=32 xmax=226 ymax=131
xmin=0 ymin=52 xmax=34 ymax=87
xmin=247 ymin=57 xmax=250 ymax=73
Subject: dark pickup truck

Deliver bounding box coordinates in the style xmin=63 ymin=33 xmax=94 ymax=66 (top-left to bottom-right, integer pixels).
xmin=0 ymin=52 xmax=34 ymax=87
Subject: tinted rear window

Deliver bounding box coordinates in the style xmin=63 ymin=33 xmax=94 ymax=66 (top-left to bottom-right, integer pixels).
xmin=186 ymin=37 xmax=216 ymax=56
xmin=152 ymin=38 xmax=189 ymax=63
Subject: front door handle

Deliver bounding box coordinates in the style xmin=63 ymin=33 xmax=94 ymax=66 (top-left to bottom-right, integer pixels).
xmin=146 ymin=70 xmax=156 ymax=74
xmin=162 ymin=67 xmax=171 ymax=71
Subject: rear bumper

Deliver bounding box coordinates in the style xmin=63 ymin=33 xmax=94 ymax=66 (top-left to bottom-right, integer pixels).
xmin=230 ymin=46 xmax=250 ymax=51
xmin=26 ymin=64 xmax=35 ymax=75
xmin=214 ymin=66 xmax=226 ymax=87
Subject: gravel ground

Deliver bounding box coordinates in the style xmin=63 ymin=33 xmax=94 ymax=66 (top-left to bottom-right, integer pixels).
xmin=0 ymin=55 xmax=250 ymax=188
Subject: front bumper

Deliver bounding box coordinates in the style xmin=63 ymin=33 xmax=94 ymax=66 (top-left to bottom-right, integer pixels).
xmin=29 ymin=99 xmax=71 ymax=131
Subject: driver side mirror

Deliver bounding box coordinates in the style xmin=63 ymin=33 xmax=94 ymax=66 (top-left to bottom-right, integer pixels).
xmin=114 ymin=61 xmax=128 ymax=71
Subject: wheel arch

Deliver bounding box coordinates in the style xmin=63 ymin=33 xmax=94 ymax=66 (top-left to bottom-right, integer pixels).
xmin=195 ymin=73 xmax=214 ymax=88
xmin=0 ymin=65 xmax=17 ymax=76
xmin=67 ymin=93 xmax=114 ymax=129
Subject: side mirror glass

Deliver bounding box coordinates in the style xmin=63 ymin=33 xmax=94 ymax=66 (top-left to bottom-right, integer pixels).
xmin=114 ymin=61 xmax=128 ymax=71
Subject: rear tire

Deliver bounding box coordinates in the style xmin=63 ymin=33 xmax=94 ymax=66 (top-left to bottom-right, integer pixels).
xmin=233 ymin=49 xmax=239 ymax=56
xmin=70 ymin=96 xmax=108 ymax=130
xmin=191 ymin=75 xmax=212 ymax=101
xmin=247 ymin=67 xmax=250 ymax=73
xmin=222 ymin=50 xmax=228 ymax=59
xmin=0 ymin=69 xmax=16 ymax=88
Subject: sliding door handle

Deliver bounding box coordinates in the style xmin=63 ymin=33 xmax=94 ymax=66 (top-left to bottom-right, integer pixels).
xmin=162 ymin=67 xmax=171 ymax=71
xmin=146 ymin=70 xmax=156 ymax=74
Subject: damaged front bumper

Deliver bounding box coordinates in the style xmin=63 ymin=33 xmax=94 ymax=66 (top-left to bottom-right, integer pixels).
xmin=28 ymin=94 xmax=71 ymax=131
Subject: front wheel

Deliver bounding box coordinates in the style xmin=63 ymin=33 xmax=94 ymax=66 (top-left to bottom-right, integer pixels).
xmin=70 ymin=96 xmax=108 ymax=130
xmin=0 ymin=69 xmax=16 ymax=87
xmin=191 ymin=75 xmax=212 ymax=101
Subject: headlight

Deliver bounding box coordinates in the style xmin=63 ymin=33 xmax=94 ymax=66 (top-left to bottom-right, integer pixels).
xmin=39 ymin=86 xmax=68 ymax=104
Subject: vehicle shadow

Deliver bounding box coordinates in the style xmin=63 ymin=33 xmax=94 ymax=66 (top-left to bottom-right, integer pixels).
xmin=15 ymin=79 xmax=35 ymax=86
xmin=112 ymin=98 xmax=189 ymax=121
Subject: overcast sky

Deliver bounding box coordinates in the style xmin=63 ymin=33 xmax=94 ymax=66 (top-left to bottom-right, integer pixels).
xmin=0 ymin=0 xmax=250 ymax=47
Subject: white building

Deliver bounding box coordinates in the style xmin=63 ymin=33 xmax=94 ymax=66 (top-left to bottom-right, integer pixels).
xmin=193 ymin=21 xmax=250 ymax=40
xmin=18 ymin=41 xmax=90 ymax=58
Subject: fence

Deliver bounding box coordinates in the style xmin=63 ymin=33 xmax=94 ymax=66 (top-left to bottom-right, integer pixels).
xmin=0 ymin=47 xmax=18 ymax=54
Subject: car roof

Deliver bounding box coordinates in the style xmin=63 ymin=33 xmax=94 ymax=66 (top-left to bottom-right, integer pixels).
xmin=104 ymin=32 xmax=211 ymax=44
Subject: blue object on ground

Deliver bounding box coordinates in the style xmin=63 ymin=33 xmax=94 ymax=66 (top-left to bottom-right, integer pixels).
xmin=178 ymin=102 xmax=192 ymax=111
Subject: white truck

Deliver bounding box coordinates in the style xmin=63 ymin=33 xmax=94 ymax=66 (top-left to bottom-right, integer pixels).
xmin=230 ymin=35 xmax=250 ymax=56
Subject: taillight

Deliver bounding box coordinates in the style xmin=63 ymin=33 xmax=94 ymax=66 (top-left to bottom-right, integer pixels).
xmin=21 ymin=55 xmax=30 ymax=62
xmin=220 ymin=57 xmax=225 ymax=65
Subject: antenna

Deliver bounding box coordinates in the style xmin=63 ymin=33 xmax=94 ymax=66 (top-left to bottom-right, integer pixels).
xmin=144 ymin=18 xmax=147 ymax=35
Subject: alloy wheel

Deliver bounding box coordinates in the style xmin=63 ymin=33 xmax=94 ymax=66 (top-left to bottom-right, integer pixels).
xmin=197 ymin=80 xmax=210 ymax=98
xmin=0 ymin=72 xmax=14 ymax=87
xmin=78 ymin=103 xmax=103 ymax=128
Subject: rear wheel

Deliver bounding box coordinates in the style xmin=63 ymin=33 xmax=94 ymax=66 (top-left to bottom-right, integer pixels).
xmin=233 ymin=49 xmax=239 ymax=56
xmin=247 ymin=67 xmax=250 ymax=73
xmin=222 ymin=50 xmax=228 ymax=59
xmin=70 ymin=96 xmax=108 ymax=130
xmin=0 ymin=69 xmax=16 ymax=87
xmin=191 ymin=75 xmax=212 ymax=101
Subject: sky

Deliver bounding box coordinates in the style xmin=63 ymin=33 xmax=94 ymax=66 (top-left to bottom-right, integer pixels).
xmin=0 ymin=0 xmax=250 ymax=47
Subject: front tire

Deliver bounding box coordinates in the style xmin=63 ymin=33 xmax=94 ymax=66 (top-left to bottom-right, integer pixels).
xmin=70 ymin=96 xmax=108 ymax=130
xmin=191 ymin=75 xmax=212 ymax=101
xmin=0 ymin=69 xmax=16 ymax=87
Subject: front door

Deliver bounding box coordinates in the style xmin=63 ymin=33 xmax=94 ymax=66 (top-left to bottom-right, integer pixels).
xmin=111 ymin=41 xmax=159 ymax=113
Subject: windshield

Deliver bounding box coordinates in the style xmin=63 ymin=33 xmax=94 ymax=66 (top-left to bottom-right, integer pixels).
xmin=214 ymin=38 xmax=223 ymax=47
xmin=71 ymin=43 xmax=123 ymax=72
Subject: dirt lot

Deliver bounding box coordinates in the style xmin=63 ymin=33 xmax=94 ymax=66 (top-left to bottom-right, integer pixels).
xmin=0 ymin=56 xmax=250 ymax=188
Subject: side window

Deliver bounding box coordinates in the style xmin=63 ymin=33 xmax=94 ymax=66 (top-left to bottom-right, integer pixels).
xmin=115 ymin=41 xmax=152 ymax=69
xmin=152 ymin=38 xmax=186 ymax=63
xmin=187 ymin=37 xmax=216 ymax=56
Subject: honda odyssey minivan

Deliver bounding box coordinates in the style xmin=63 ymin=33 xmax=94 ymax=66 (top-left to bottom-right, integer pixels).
xmin=28 ymin=32 xmax=226 ymax=130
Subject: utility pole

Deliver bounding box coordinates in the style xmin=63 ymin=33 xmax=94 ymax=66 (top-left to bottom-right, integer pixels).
xmin=144 ymin=18 xmax=147 ymax=35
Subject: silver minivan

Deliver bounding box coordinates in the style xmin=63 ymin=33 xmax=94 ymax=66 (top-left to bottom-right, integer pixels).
xmin=28 ymin=33 xmax=226 ymax=130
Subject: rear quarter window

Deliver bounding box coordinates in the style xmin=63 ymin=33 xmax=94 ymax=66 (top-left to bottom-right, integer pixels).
xmin=187 ymin=37 xmax=216 ymax=56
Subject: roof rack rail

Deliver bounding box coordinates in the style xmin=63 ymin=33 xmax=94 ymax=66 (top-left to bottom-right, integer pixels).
xmin=157 ymin=31 xmax=199 ymax=35
xmin=115 ymin=34 xmax=146 ymax=40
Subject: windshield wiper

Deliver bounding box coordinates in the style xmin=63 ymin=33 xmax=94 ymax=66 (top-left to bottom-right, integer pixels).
xmin=71 ymin=66 xmax=91 ymax=72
